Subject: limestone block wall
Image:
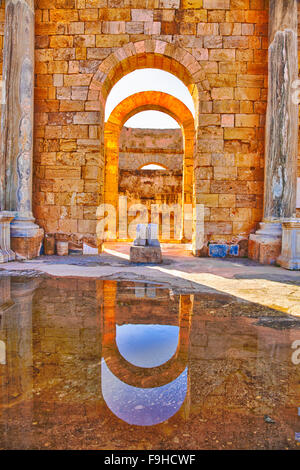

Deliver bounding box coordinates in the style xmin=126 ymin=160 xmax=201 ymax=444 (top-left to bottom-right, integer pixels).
xmin=118 ymin=127 xmax=183 ymax=241
xmin=119 ymin=127 xmax=183 ymax=170
xmin=0 ymin=1 xmax=274 ymax=244
xmin=119 ymin=169 xmax=182 ymax=201
xmin=119 ymin=169 xmax=183 ymax=240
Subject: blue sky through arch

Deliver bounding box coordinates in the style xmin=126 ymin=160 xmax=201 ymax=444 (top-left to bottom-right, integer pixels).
xmin=105 ymin=68 xmax=195 ymax=128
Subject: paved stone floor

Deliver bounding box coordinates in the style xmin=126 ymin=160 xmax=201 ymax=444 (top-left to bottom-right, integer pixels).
xmin=1 ymin=243 xmax=300 ymax=317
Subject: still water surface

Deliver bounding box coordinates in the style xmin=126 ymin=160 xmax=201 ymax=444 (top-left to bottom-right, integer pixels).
xmin=0 ymin=275 xmax=299 ymax=449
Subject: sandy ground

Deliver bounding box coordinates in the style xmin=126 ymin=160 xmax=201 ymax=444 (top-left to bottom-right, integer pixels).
xmin=1 ymin=243 xmax=300 ymax=317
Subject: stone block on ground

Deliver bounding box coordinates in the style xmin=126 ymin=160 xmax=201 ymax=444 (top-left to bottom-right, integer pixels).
xmin=146 ymin=223 xmax=160 ymax=247
xmin=130 ymin=246 xmax=162 ymax=264
xmin=56 ymin=240 xmax=69 ymax=256
xmin=11 ymin=229 xmax=44 ymax=260
xmin=248 ymin=234 xmax=281 ymax=265
xmin=44 ymin=234 xmax=55 ymax=255
xmin=134 ymin=224 xmax=147 ymax=246
xmin=0 ymin=212 xmax=16 ymax=263
xmin=277 ymin=220 xmax=300 ymax=270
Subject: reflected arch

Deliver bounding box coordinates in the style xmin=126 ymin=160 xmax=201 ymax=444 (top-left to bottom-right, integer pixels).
xmin=101 ymin=281 xmax=193 ymax=389
xmin=103 ymin=91 xmax=195 ymax=243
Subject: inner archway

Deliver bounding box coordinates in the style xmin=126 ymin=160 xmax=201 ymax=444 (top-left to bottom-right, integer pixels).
xmin=89 ymin=40 xmax=205 ymax=108
xmin=87 ymin=39 xmax=208 ymax=252
xmin=102 ymin=91 xmax=195 ymax=244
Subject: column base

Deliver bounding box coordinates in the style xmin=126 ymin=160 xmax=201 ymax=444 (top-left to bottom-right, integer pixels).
xmin=0 ymin=212 xmax=16 ymax=263
xmin=10 ymin=216 xmax=44 ymax=260
xmin=277 ymin=219 xmax=300 ymax=270
xmin=0 ymin=250 xmax=16 ymax=263
xmin=248 ymin=222 xmax=282 ymax=265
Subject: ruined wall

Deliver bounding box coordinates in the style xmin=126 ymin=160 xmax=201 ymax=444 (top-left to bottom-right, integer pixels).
xmin=118 ymin=127 xmax=183 ymax=240
xmin=119 ymin=127 xmax=183 ymax=170
xmin=30 ymin=1 xmax=269 ymax=245
xmin=119 ymin=169 xmax=182 ymax=201
xmin=119 ymin=168 xmax=183 ymax=240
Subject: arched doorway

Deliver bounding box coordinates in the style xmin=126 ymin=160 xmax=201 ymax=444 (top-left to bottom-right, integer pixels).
xmin=102 ymin=91 xmax=195 ymax=244
xmin=101 ymin=281 xmax=193 ymax=389
xmin=85 ymin=40 xmax=209 ymax=252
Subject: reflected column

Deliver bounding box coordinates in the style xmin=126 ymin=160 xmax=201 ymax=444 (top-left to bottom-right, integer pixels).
xmin=0 ymin=278 xmax=40 ymax=449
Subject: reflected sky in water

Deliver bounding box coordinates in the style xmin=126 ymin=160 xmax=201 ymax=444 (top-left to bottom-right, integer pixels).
xmin=0 ymin=276 xmax=299 ymax=449
xmin=116 ymin=324 xmax=179 ymax=368
xmin=101 ymin=358 xmax=188 ymax=426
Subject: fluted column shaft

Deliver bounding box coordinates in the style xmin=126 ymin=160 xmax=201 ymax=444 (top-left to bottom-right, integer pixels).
xmin=263 ymin=0 xmax=298 ymax=221
xmin=0 ymin=0 xmax=35 ymax=223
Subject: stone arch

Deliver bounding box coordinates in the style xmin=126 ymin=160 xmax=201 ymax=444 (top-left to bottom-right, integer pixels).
xmin=89 ymin=39 xmax=209 ymax=110
xmin=103 ymin=91 xmax=195 ymax=242
xmin=101 ymin=281 xmax=192 ymax=389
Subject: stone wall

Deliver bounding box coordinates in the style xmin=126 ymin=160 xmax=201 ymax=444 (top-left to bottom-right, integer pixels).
xmin=119 ymin=127 xmax=183 ymax=171
xmin=119 ymin=169 xmax=182 ymax=199
xmin=29 ymin=0 xmax=270 ymax=246
xmin=118 ymin=127 xmax=183 ymax=241
xmin=119 ymin=168 xmax=182 ymax=240
xmin=6 ymin=1 xmax=300 ymax=244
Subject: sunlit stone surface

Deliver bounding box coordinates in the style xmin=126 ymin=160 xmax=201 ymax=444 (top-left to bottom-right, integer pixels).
xmin=0 ymin=212 xmax=15 ymax=263
xmin=278 ymin=220 xmax=300 ymax=270
xmin=249 ymin=0 xmax=299 ymax=265
xmin=0 ymin=276 xmax=299 ymax=450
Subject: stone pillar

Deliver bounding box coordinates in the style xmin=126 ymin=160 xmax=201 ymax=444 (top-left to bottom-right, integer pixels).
xmin=277 ymin=220 xmax=300 ymax=270
xmin=249 ymin=0 xmax=298 ymax=265
xmin=0 ymin=212 xmax=15 ymax=262
xmin=0 ymin=0 xmax=43 ymax=259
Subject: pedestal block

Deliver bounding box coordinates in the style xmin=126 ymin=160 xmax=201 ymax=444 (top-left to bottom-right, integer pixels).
xmin=277 ymin=220 xmax=300 ymax=270
xmin=248 ymin=222 xmax=282 ymax=265
xmin=130 ymin=246 xmax=162 ymax=264
xmin=0 ymin=212 xmax=15 ymax=263
xmin=10 ymin=220 xmax=44 ymax=260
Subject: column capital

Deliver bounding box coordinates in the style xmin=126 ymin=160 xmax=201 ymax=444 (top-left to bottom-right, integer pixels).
xmin=5 ymin=0 xmax=34 ymax=13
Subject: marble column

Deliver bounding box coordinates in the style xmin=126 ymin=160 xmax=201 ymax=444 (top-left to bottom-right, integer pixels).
xmin=0 ymin=212 xmax=15 ymax=262
xmin=0 ymin=0 xmax=43 ymax=259
xmin=249 ymin=0 xmax=298 ymax=265
xmin=0 ymin=277 xmax=40 ymax=449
